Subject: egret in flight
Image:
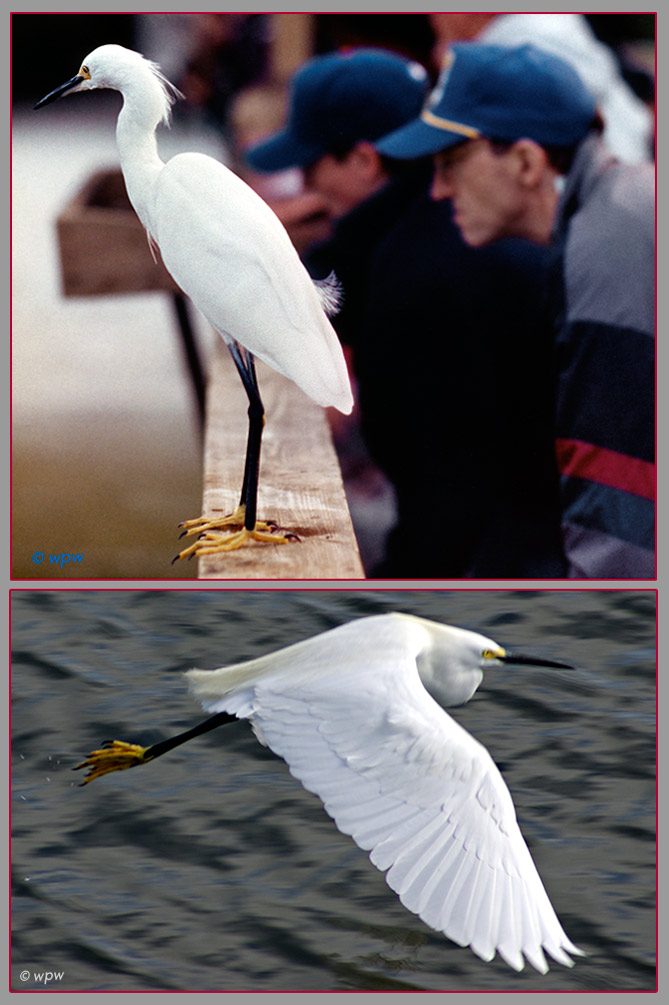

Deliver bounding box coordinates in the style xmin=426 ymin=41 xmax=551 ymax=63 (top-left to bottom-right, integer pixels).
xmin=35 ymin=45 xmax=353 ymax=557
xmin=75 ymin=613 xmax=584 ymax=973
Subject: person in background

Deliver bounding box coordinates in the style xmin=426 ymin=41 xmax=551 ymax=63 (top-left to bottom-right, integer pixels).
xmin=246 ymin=49 xmax=566 ymax=578
xmin=139 ymin=12 xmax=269 ymax=129
xmin=377 ymin=42 xmax=655 ymax=578
xmin=427 ymin=13 xmax=653 ymax=163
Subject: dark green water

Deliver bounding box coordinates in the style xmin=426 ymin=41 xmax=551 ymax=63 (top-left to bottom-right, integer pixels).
xmin=11 ymin=589 xmax=656 ymax=992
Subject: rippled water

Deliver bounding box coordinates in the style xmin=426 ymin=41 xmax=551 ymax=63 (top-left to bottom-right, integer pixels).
xmin=11 ymin=589 xmax=656 ymax=992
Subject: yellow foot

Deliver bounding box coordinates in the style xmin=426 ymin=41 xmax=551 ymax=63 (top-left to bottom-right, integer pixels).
xmin=73 ymin=739 xmax=151 ymax=786
xmin=178 ymin=505 xmax=249 ymax=537
xmin=173 ymin=504 xmax=299 ymax=561
xmin=198 ymin=525 xmax=298 ymax=554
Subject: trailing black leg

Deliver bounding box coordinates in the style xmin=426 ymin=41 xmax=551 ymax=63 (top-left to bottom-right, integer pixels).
xmin=74 ymin=711 xmax=238 ymax=784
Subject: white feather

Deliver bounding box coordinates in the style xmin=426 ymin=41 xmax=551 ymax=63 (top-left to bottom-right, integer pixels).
xmin=313 ymin=271 xmax=343 ymax=317
xmin=187 ymin=613 xmax=584 ymax=972
xmin=70 ymin=44 xmax=353 ymax=415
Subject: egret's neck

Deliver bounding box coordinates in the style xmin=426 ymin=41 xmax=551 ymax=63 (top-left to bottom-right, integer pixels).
xmin=402 ymin=615 xmax=485 ymax=707
xmin=115 ymin=90 xmax=165 ymax=235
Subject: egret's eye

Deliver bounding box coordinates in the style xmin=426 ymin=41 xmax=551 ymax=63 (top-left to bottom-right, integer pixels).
xmin=80 ymin=65 xmax=90 ymax=78
xmin=482 ymin=649 xmax=497 ymax=660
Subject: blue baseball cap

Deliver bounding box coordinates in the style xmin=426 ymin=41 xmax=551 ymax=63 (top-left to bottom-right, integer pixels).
xmin=375 ymin=42 xmax=597 ymax=159
xmin=245 ymin=48 xmax=429 ymax=172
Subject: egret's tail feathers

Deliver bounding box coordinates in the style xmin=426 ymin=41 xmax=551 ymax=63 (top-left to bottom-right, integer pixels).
xmin=313 ymin=272 xmax=343 ymax=317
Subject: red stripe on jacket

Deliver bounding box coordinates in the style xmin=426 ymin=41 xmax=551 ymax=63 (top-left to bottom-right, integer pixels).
xmin=555 ymin=438 xmax=655 ymax=501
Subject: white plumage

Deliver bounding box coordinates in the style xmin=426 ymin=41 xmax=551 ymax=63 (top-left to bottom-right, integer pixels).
xmin=152 ymin=151 xmax=351 ymax=409
xmin=35 ymin=44 xmax=353 ymax=553
xmin=186 ymin=612 xmax=584 ymax=973
xmin=50 ymin=44 xmax=352 ymax=412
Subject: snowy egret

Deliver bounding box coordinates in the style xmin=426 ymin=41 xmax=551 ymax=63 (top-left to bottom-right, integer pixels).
xmin=75 ymin=612 xmax=584 ymax=973
xmin=35 ymin=45 xmax=353 ymax=557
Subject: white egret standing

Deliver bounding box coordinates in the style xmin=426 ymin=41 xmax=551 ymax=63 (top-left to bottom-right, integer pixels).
xmin=75 ymin=612 xmax=584 ymax=973
xmin=35 ymin=45 xmax=353 ymax=558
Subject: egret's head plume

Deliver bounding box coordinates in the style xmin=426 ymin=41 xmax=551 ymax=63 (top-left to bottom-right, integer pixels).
xmin=79 ymin=44 xmax=183 ymax=125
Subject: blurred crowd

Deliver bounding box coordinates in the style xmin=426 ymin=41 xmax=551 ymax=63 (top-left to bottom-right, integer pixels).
xmin=148 ymin=13 xmax=656 ymax=580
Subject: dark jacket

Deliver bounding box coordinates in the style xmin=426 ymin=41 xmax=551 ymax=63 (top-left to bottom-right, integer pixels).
xmin=307 ymin=166 xmax=566 ymax=578
xmin=551 ymin=135 xmax=655 ymax=578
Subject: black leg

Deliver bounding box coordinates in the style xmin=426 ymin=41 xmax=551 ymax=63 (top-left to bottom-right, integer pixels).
xmin=228 ymin=342 xmax=264 ymax=532
xmin=74 ymin=710 xmax=238 ymax=784
xmin=144 ymin=711 xmax=237 ymax=762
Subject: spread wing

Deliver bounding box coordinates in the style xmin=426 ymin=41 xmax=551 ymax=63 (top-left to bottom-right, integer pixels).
xmin=188 ymin=636 xmax=582 ymax=973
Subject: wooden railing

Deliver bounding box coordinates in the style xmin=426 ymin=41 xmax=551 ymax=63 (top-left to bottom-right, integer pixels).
xmin=196 ymin=342 xmax=364 ymax=580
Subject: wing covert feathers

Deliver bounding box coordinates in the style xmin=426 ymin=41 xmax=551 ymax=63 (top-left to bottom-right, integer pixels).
xmin=187 ymin=615 xmax=583 ymax=971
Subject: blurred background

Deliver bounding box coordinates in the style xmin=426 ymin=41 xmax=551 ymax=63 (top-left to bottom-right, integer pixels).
xmin=11 ymin=13 xmax=656 ymax=579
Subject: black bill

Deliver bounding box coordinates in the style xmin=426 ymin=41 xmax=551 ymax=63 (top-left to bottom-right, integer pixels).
xmin=501 ymin=652 xmax=576 ymax=670
xmin=34 ymin=74 xmax=83 ymax=109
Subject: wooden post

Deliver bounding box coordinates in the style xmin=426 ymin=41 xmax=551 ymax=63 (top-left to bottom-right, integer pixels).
xmin=268 ymin=13 xmax=315 ymax=83
xmin=195 ymin=342 xmax=364 ymax=580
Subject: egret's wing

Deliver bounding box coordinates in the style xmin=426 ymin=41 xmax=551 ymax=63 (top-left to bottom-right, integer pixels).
xmin=151 ymin=152 xmax=352 ymax=413
xmin=188 ymin=624 xmax=582 ymax=973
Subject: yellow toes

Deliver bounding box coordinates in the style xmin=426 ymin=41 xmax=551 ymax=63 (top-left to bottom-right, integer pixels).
xmin=178 ymin=505 xmax=246 ymax=538
xmin=74 ymin=739 xmax=151 ymax=785
xmin=173 ymin=516 xmax=299 ymax=561
xmin=196 ymin=526 xmax=298 ymax=554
